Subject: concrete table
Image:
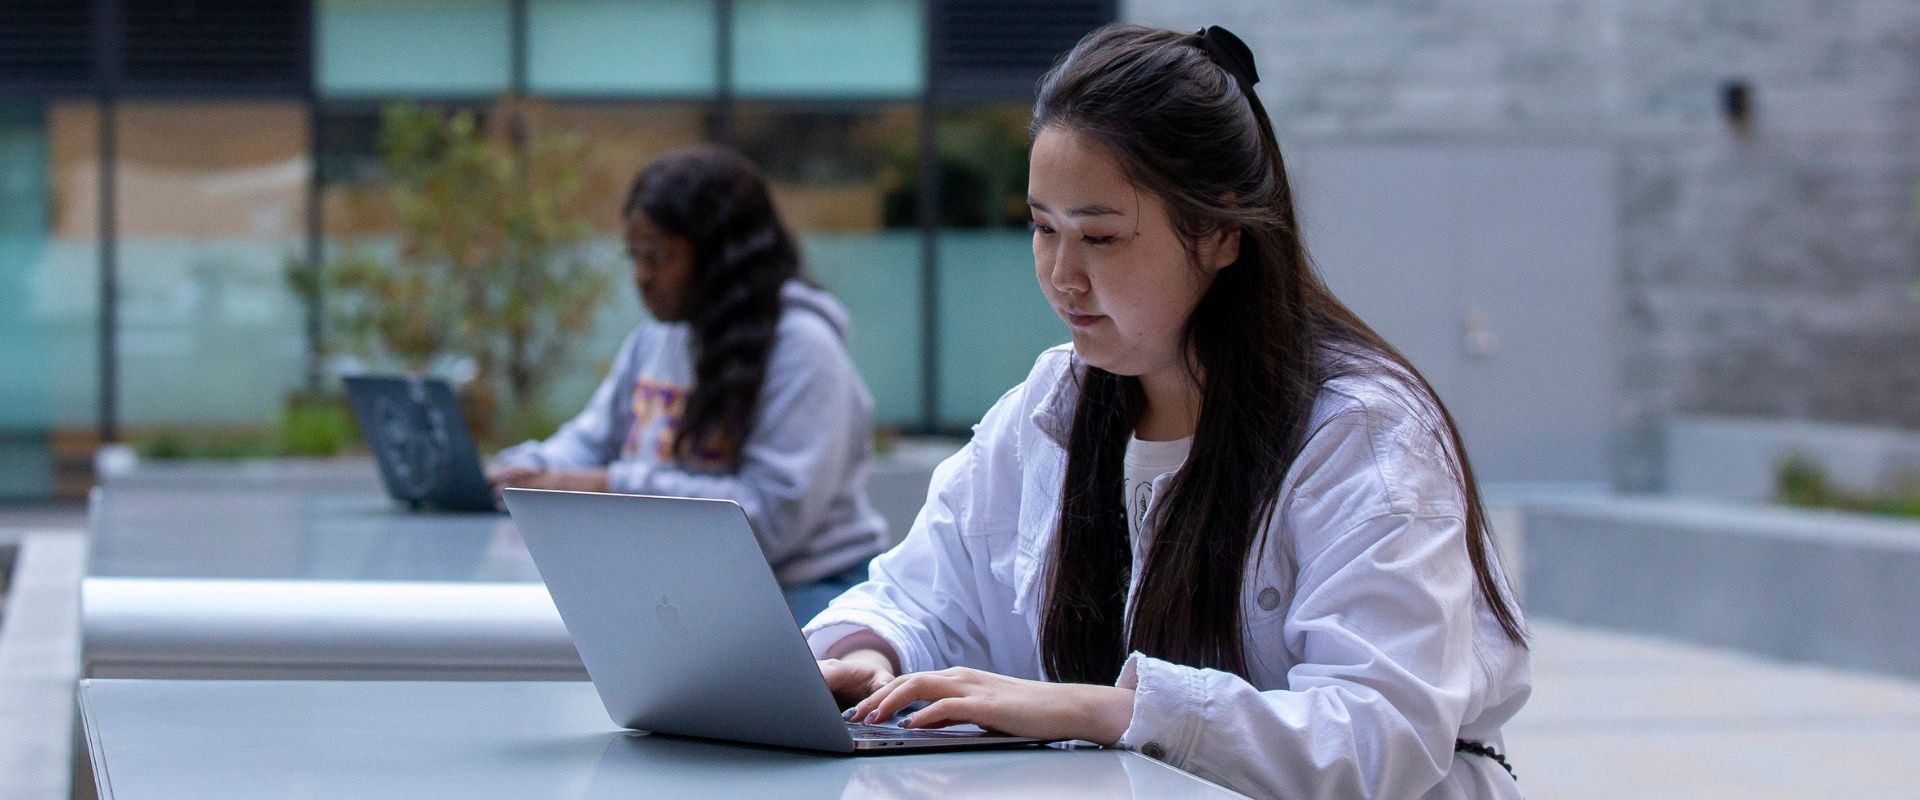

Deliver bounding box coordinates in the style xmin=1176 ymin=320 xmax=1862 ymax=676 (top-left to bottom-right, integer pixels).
xmin=83 ymin=481 xmax=581 ymax=680
xmin=78 ymin=445 xmax=962 ymax=681
xmin=78 ymin=679 xmax=1249 ymax=799
xmin=88 ymin=483 xmax=531 ymax=583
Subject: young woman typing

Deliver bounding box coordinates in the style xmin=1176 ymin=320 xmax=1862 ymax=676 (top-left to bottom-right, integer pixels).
xmin=804 ymin=25 xmax=1530 ymax=800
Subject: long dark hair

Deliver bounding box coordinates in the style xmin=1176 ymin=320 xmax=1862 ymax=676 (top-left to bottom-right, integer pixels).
xmin=624 ymin=145 xmax=806 ymax=469
xmin=1034 ymin=25 xmax=1527 ymax=686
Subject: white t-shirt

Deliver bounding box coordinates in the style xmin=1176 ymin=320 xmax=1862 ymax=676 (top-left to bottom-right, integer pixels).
xmin=1123 ymin=434 xmax=1192 ymax=547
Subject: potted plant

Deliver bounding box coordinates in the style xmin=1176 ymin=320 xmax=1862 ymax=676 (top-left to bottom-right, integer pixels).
xmin=291 ymin=99 xmax=613 ymax=447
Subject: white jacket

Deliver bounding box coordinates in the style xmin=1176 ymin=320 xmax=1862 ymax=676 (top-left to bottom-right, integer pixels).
xmin=804 ymin=345 xmax=1530 ymax=800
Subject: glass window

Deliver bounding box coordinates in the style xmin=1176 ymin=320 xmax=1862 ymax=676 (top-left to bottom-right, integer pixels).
xmin=528 ymin=0 xmax=718 ymax=96
xmin=113 ymin=102 xmax=311 ymax=434
xmin=732 ymin=0 xmax=924 ymax=98
xmin=316 ymin=0 xmax=511 ymax=97
xmin=320 ymin=100 xmax=710 ymax=238
xmin=0 ymin=101 xmax=100 ymax=498
xmin=0 ymin=107 xmax=54 ymax=497
xmin=933 ymin=104 xmax=1062 ymax=429
xmin=521 ymin=102 xmax=713 ymax=234
xmin=732 ymin=103 xmax=922 ymax=426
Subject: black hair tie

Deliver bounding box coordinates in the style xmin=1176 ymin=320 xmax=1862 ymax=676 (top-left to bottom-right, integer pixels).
xmin=1197 ymin=25 xmax=1260 ymax=88
xmin=1455 ymin=739 xmax=1516 ymax=781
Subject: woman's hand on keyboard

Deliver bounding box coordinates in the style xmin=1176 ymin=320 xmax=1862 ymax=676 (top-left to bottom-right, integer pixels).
xmin=846 ymin=667 xmax=1135 ymax=746
xmin=818 ymin=651 xmax=897 ymax=708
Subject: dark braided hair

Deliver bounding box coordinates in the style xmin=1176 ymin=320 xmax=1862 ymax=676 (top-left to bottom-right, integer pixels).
xmin=1034 ymin=25 xmax=1526 ymax=686
xmin=623 ymin=145 xmax=808 ymax=470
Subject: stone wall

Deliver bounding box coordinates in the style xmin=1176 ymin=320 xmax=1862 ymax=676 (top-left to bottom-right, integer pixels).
xmin=1123 ymin=0 xmax=1920 ymax=489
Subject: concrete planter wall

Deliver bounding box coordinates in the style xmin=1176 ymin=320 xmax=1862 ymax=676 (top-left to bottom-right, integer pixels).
xmin=1521 ymin=494 xmax=1920 ymax=680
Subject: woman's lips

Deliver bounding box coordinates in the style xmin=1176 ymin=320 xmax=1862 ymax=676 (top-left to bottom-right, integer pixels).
xmin=1061 ymin=309 xmax=1105 ymax=329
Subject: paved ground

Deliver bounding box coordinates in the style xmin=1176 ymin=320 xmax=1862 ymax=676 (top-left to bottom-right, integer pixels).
xmin=1510 ymin=620 xmax=1920 ymax=799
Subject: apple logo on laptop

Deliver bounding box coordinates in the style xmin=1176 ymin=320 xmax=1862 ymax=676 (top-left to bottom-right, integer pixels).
xmin=655 ymin=594 xmax=687 ymax=639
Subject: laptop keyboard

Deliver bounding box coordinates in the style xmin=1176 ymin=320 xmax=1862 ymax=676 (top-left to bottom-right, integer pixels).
xmin=847 ymin=722 xmax=993 ymax=740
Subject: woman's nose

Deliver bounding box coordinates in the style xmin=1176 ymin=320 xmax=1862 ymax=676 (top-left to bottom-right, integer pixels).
xmin=1047 ymin=244 xmax=1088 ymax=295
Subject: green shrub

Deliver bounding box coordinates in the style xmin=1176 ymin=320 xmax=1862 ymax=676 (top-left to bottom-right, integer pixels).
xmin=1775 ymin=453 xmax=1920 ymax=520
xmin=137 ymin=430 xmax=188 ymax=460
xmin=280 ymin=394 xmax=361 ymax=457
xmin=1774 ymin=453 xmax=1832 ymax=508
xmin=135 ymin=429 xmax=278 ymax=460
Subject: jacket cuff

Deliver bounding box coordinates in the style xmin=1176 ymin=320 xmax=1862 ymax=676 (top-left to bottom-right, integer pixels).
xmin=802 ymin=611 xmax=937 ymax=675
xmin=605 ymin=461 xmax=653 ymax=495
xmin=1114 ymin=652 xmax=1206 ymax=768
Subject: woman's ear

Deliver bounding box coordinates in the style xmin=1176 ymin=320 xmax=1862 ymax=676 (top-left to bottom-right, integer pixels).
xmin=1200 ymin=223 xmax=1241 ymax=273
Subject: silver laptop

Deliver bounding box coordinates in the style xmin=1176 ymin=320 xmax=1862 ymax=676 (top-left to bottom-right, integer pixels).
xmin=502 ymin=488 xmax=1047 ymax=753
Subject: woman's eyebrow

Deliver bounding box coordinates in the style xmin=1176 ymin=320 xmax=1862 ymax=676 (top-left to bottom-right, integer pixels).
xmin=1026 ymin=197 xmax=1124 ymax=217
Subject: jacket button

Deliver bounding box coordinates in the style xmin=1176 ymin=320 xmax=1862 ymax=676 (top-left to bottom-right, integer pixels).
xmin=1257 ymin=586 xmax=1281 ymax=611
xmin=1141 ymin=742 xmax=1166 ymax=760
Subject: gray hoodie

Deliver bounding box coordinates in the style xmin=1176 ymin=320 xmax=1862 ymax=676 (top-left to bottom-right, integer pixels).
xmin=492 ymin=281 xmax=887 ymax=585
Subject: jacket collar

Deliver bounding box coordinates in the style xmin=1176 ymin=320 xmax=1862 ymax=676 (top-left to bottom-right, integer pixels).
xmin=1028 ymin=351 xmax=1080 ymax=451
xmin=1010 ymin=350 xmax=1079 ymax=619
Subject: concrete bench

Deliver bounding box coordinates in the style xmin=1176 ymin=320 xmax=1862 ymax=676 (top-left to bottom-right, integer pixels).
xmin=82 ymin=578 xmax=583 ymax=681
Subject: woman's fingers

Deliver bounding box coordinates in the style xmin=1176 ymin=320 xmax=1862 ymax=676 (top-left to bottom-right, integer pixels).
xmin=852 ymin=672 xmax=920 ymax=722
xmin=849 ymin=673 xmax=903 ymax=722
xmin=863 ymin=671 xmax=967 ymax=724
xmin=840 ymin=669 xmax=1090 ymax=740
xmin=902 ymin=696 xmax=975 ymax=729
xmin=819 ymin=660 xmax=892 ymax=707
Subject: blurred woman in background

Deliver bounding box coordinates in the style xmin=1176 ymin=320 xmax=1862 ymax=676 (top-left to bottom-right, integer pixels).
xmin=490 ymin=145 xmax=887 ymax=622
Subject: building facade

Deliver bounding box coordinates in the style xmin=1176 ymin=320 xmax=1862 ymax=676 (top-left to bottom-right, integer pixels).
xmin=0 ymin=0 xmax=1114 ymax=499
